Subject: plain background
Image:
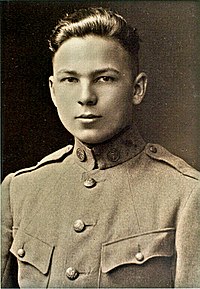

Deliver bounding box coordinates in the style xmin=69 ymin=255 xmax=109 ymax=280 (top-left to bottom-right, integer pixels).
xmin=1 ymin=1 xmax=200 ymax=179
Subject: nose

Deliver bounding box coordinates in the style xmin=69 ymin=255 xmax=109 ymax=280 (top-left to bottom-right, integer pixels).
xmin=78 ymin=82 xmax=97 ymax=106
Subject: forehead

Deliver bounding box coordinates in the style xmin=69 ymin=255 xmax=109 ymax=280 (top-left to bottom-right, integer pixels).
xmin=52 ymin=35 xmax=133 ymax=74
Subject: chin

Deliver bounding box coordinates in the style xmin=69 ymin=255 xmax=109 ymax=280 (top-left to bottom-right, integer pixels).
xmin=75 ymin=131 xmax=114 ymax=145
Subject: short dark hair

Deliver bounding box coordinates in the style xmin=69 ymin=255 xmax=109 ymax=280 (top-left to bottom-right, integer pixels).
xmin=49 ymin=7 xmax=141 ymax=72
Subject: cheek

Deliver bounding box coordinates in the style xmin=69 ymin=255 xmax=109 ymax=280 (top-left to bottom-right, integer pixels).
xmin=57 ymin=98 xmax=71 ymax=110
xmin=53 ymin=84 xmax=77 ymax=104
xmin=113 ymin=91 xmax=133 ymax=114
xmin=116 ymin=97 xmax=134 ymax=123
xmin=53 ymin=94 xmax=74 ymax=123
xmin=54 ymin=92 xmax=74 ymax=111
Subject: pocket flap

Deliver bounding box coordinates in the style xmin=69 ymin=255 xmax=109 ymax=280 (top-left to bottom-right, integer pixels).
xmin=102 ymin=228 xmax=175 ymax=273
xmin=10 ymin=229 xmax=54 ymax=274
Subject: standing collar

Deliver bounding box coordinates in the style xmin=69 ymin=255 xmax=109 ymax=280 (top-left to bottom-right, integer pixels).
xmin=73 ymin=125 xmax=146 ymax=170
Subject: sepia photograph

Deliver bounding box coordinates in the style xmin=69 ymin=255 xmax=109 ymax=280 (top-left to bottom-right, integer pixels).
xmin=1 ymin=1 xmax=200 ymax=288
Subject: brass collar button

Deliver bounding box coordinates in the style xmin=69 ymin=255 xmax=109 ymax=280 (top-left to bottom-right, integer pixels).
xmin=107 ymin=148 xmax=120 ymax=162
xmin=66 ymin=267 xmax=79 ymax=280
xmin=135 ymin=252 xmax=144 ymax=261
xmin=73 ymin=219 xmax=85 ymax=233
xmin=149 ymin=145 xmax=157 ymax=154
xmin=17 ymin=248 xmax=25 ymax=258
xmin=123 ymin=139 xmax=134 ymax=147
xmin=76 ymin=148 xmax=86 ymax=162
xmin=84 ymin=178 xmax=96 ymax=188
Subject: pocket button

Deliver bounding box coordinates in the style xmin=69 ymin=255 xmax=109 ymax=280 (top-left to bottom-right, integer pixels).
xmin=17 ymin=248 xmax=25 ymax=258
xmin=73 ymin=219 xmax=85 ymax=232
xmin=135 ymin=252 xmax=144 ymax=261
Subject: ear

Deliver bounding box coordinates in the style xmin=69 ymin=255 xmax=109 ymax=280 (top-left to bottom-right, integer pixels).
xmin=49 ymin=76 xmax=57 ymax=107
xmin=132 ymin=72 xmax=147 ymax=105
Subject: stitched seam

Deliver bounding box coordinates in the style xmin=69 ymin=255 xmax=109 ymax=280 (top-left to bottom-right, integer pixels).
xmin=97 ymin=245 xmax=103 ymax=288
xmin=2 ymin=174 xmax=14 ymax=278
xmin=102 ymin=227 xmax=175 ymax=246
xmin=177 ymin=182 xmax=199 ymax=227
xmin=7 ymin=174 xmax=14 ymax=219
xmin=125 ymin=165 xmax=141 ymax=233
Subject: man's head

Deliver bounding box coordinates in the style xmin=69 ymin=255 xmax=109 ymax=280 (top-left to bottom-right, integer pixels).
xmin=49 ymin=7 xmax=147 ymax=145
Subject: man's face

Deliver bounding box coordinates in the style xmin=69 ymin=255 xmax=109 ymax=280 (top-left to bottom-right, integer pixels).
xmin=49 ymin=35 xmax=144 ymax=144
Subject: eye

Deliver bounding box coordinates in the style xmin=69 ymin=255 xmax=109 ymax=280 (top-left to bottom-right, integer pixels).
xmin=95 ymin=76 xmax=115 ymax=83
xmin=61 ymin=77 xmax=79 ymax=83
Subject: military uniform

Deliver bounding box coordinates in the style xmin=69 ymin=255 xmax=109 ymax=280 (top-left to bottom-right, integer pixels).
xmin=1 ymin=126 xmax=200 ymax=288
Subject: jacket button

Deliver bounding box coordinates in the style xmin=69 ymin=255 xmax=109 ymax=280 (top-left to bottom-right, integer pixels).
xmin=66 ymin=267 xmax=79 ymax=280
xmin=84 ymin=178 xmax=96 ymax=188
xmin=149 ymin=145 xmax=157 ymax=153
xmin=76 ymin=148 xmax=86 ymax=162
xmin=135 ymin=252 xmax=144 ymax=261
xmin=73 ymin=219 xmax=85 ymax=232
xmin=17 ymin=248 xmax=25 ymax=258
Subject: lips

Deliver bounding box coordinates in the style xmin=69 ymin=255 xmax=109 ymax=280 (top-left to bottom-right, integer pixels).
xmin=76 ymin=114 xmax=102 ymax=119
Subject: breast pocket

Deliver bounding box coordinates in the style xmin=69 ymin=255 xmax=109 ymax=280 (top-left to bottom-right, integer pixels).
xmin=100 ymin=228 xmax=175 ymax=288
xmin=10 ymin=229 xmax=54 ymax=288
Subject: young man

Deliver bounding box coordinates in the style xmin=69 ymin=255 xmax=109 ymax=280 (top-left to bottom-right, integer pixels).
xmin=2 ymin=7 xmax=200 ymax=288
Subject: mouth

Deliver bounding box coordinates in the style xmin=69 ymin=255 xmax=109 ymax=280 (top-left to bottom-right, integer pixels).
xmin=75 ymin=114 xmax=102 ymax=119
xmin=75 ymin=113 xmax=102 ymax=124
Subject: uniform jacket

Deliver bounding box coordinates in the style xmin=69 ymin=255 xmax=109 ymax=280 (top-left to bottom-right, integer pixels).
xmin=1 ymin=126 xmax=200 ymax=288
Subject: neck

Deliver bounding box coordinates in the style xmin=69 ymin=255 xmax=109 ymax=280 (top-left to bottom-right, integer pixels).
xmin=73 ymin=124 xmax=146 ymax=170
xmin=82 ymin=125 xmax=132 ymax=149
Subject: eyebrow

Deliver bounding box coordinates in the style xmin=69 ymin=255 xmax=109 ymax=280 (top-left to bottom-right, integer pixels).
xmin=92 ymin=68 xmax=120 ymax=76
xmin=56 ymin=70 xmax=79 ymax=76
xmin=56 ymin=68 xmax=120 ymax=76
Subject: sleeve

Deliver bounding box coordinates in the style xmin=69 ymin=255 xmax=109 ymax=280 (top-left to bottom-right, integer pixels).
xmin=1 ymin=174 xmax=19 ymax=288
xmin=175 ymin=182 xmax=200 ymax=287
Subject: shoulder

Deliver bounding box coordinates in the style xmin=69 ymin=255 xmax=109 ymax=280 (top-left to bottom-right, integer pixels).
xmin=4 ymin=144 xmax=73 ymax=181
xmin=36 ymin=144 xmax=73 ymax=167
xmin=144 ymin=143 xmax=200 ymax=181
